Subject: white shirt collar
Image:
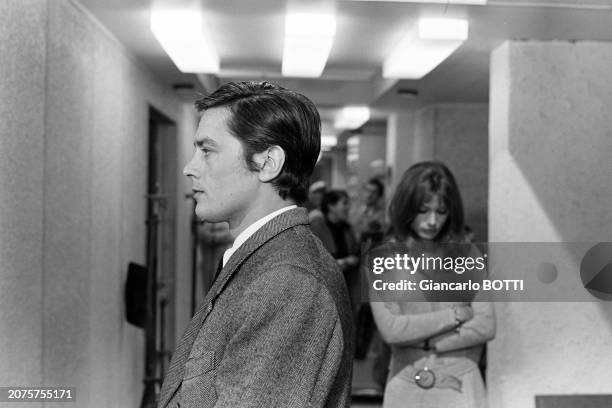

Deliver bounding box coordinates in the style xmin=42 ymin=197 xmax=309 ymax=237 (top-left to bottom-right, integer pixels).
xmin=222 ymin=205 xmax=297 ymax=267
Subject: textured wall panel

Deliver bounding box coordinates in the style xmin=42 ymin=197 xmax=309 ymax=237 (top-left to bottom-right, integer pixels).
xmin=413 ymin=106 xmax=435 ymax=163
xmin=505 ymin=42 xmax=612 ymax=242
xmin=386 ymin=112 xmax=419 ymax=194
xmin=117 ymin=56 xmax=149 ymax=407
xmin=43 ymin=0 xmax=94 ymax=396
xmin=434 ymin=104 xmax=489 ymax=242
xmin=488 ymin=41 xmax=612 ymax=408
xmin=0 ymin=0 xmax=47 ymax=390
xmin=87 ymin=25 xmax=124 ymax=408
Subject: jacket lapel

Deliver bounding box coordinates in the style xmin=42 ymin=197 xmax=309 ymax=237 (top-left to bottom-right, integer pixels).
xmin=158 ymin=208 xmax=309 ymax=407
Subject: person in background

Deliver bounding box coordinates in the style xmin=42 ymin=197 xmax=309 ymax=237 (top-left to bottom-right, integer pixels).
xmin=307 ymin=181 xmax=336 ymax=254
xmin=320 ymin=190 xmax=360 ymax=279
xmin=371 ymin=161 xmax=495 ymax=408
xmin=352 ymin=177 xmax=388 ymax=245
xmin=350 ymin=178 xmax=389 ymax=366
xmin=306 ymin=180 xmax=327 ymax=212
xmin=313 ymin=190 xmax=360 ymax=332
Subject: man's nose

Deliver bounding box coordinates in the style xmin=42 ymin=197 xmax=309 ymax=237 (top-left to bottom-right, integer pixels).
xmin=183 ymin=155 xmax=196 ymax=177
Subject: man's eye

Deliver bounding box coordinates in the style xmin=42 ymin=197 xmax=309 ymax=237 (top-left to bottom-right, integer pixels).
xmin=201 ymin=148 xmax=211 ymax=155
xmin=437 ymin=208 xmax=448 ymax=215
xmin=418 ymin=208 xmax=428 ymax=214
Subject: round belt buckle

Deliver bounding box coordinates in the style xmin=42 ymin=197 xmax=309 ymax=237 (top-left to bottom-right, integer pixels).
xmin=414 ymin=367 xmax=436 ymax=389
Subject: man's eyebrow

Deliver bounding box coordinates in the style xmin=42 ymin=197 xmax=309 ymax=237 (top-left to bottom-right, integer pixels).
xmin=193 ymin=137 xmax=219 ymax=148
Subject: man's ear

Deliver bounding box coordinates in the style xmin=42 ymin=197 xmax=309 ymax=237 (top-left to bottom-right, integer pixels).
xmin=254 ymin=145 xmax=285 ymax=182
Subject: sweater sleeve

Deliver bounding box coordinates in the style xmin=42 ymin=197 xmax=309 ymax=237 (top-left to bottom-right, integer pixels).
xmin=433 ymin=245 xmax=496 ymax=352
xmin=433 ymin=302 xmax=496 ymax=352
xmin=371 ymin=301 xmax=459 ymax=346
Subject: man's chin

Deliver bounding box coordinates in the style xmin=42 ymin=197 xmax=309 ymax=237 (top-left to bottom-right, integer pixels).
xmin=195 ymin=209 xmax=223 ymax=224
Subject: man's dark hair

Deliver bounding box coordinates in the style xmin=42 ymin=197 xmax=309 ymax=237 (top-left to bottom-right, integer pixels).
xmin=321 ymin=190 xmax=349 ymax=216
xmin=367 ymin=177 xmax=385 ymax=199
xmin=195 ymin=81 xmax=321 ymax=204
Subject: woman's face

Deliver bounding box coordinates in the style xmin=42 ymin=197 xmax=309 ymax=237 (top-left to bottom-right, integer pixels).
xmin=328 ymin=197 xmax=350 ymax=222
xmin=410 ymin=194 xmax=449 ymax=241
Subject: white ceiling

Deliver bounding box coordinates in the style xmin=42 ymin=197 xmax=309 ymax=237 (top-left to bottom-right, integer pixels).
xmin=78 ymin=0 xmax=612 ymax=125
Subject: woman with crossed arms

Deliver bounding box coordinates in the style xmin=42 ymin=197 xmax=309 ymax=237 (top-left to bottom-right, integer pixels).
xmin=371 ymin=161 xmax=495 ymax=408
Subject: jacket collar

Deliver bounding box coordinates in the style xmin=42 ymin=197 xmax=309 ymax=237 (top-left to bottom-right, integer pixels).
xmin=222 ymin=205 xmax=297 ymax=267
xmin=220 ymin=206 xmax=308 ymax=283
xmin=159 ymin=207 xmax=309 ymax=407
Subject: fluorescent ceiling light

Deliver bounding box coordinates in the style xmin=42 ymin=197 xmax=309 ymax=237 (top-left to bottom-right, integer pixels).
xmin=150 ymin=4 xmax=219 ymax=73
xmin=321 ymin=135 xmax=338 ymax=149
xmin=418 ymin=18 xmax=469 ymax=40
xmin=345 ymin=0 xmax=486 ymax=4
xmin=334 ymin=106 xmax=371 ymax=130
xmin=383 ymin=18 xmax=468 ymax=79
xmin=282 ymin=12 xmax=336 ymax=77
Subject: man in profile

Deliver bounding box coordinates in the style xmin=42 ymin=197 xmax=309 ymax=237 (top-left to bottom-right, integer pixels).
xmin=158 ymin=81 xmax=353 ymax=408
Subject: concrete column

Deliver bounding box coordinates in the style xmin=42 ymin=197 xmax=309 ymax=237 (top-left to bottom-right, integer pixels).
xmin=354 ymin=133 xmax=387 ymax=183
xmin=344 ymin=131 xmax=386 ymax=210
xmin=386 ymin=111 xmax=426 ymax=193
xmin=413 ymin=107 xmax=436 ymax=163
xmin=488 ymin=41 xmax=612 ymax=408
xmin=330 ymin=149 xmax=348 ymax=189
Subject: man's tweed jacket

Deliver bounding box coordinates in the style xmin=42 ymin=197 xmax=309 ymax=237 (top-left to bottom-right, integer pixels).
xmin=158 ymin=207 xmax=354 ymax=408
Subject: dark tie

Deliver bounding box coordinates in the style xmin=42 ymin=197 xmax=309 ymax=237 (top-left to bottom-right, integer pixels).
xmin=213 ymin=258 xmax=224 ymax=282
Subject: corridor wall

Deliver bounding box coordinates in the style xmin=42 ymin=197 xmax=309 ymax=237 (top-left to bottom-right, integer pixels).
xmin=0 ymin=0 xmax=197 ymax=406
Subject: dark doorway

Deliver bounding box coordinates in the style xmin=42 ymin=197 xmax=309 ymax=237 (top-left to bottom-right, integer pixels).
xmin=141 ymin=107 xmax=178 ymax=407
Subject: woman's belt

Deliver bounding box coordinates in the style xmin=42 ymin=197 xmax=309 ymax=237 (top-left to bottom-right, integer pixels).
xmin=395 ymin=355 xmax=477 ymax=392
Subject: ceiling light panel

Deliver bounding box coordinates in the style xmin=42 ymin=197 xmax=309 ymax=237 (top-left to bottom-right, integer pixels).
xmin=150 ymin=3 xmax=219 ymax=73
xmin=345 ymin=0 xmax=486 ymax=4
xmin=418 ymin=18 xmax=469 ymax=40
xmin=383 ymin=18 xmax=469 ymax=79
xmin=321 ymin=135 xmax=338 ymax=148
xmin=282 ymin=12 xmax=336 ymax=78
xmin=334 ymin=106 xmax=371 ymax=130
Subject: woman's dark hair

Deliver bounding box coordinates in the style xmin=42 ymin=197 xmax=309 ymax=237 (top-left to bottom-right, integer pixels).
xmin=389 ymin=161 xmax=465 ymax=242
xmin=195 ymin=81 xmax=321 ymax=204
xmin=321 ymin=190 xmax=349 ymax=216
